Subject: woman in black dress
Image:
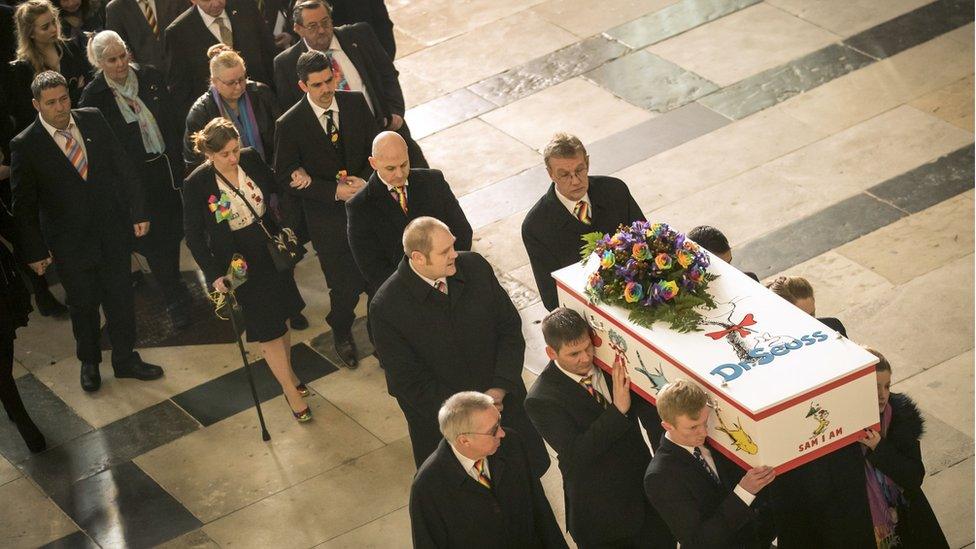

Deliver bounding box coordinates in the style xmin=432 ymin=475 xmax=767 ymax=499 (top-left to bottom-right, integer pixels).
xmin=52 ymin=0 xmax=102 ymax=41
xmin=0 ymin=206 xmax=46 ymax=453
xmin=859 ymin=348 xmax=948 ymax=548
xmin=79 ymin=30 xmax=191 ymax=328
xmin=183 ymin=118 xmax=311 ymax=422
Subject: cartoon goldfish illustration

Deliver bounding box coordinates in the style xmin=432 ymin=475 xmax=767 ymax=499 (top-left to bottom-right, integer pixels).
xmin=634 ymin=350 xmax=668 ymax=393
xmin=806 ymin=403 xmax=830 ymax=437
xmin=713 ymin=405 xmax=759 ymax=455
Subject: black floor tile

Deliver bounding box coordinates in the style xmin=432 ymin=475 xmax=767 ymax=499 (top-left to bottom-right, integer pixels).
xmin=606 ymin=0 xmax=760 ymax=49
xmin=21 ymin=400 xmax=200 ymax=502
xmin=39 ymin=530 xmax=100 ymax=549
xmin=699 ymin=43 xmax=875 ymax=119
xmin=467 ymin=35 xmax=629 ymax=106
xmin=52 ymin=461 xmax=201 ymax=549
xmin=171 ymin=342 xmax=338 ymax=426
xmin=307 ymin=316 xmax=375 ymax=365
xmin=101 ymin=271 xmax=238 ymax=350
xmin=736 ymin=194 xmax=906 ymax=279
xmin=586 ymin=50 xmax=719 ymax=113
xmin=0 ymin=374 xmax=93 ymax=464
xmin=844 ymin=0 xmax=973 ymax=60
xmin=868 ymin=146 xmax=974 ymax=214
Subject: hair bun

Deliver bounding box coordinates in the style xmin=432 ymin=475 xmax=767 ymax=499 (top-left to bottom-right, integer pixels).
xmin=207 ymin=43 xmax=233 ymax=59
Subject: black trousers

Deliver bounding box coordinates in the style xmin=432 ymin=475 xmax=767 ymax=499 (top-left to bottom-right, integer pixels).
xmin=134 ymin=154 xmax=185 ymax=302
xmin=306 ymin=210 xmax=365 ymax=340
xmin=57 ymin=242 xmax=137 ymax=366
xmin=0 ymin=333 xmax=42 ymax=444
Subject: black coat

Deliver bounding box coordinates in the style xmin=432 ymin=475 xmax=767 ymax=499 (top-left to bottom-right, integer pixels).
xmin=345 ymin=168 xmax=472 ymax=296
xmin=0 ymin=3 xmax=14 ymax=66
xmin=370 ymin=252 xmax=526 ymax=419
xmin=272 ymin=23 xmax=403 ymax=123
xmin=522 ymin=176 xmax=645 ymax=310
xmin=273 ymin=91 xmax=377 ymax=248
xmin=329 ymin=0 xmax=395 ymax=59
xmin=0 ymin=206 xmax=31 ymax=337
xmin=525 ymin=361 xmax=670 ymax=547
xmin=867 ymin=393 xmax=948 ymax=548
xmin=182 ymin=80 xmax=280 ymax=171
xmin=645 ymin=437 xmax=772 ymax=549
xmin=182 ymin=147 xmax=298 ymax=284
xmin=164 ymin=0 xmax=276 ymax=116
xmin=7 ymin=39 xmax=93 ymax=134
xmin=105 ymin=0 xmax=190 ymax=73
xmin=410 ymin=434 xmax=567 ymax=549
xmin=10 ymin=107 xmax=144 ymax=268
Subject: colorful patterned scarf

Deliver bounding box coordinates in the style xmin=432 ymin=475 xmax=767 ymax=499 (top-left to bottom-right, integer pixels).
xmin=211 ymin=85 xmax=265 ymax=159
xmin=863 ymin=403 xmax=906 ymax=548
xmin=107 ymin=67 xmax=165 ymax=154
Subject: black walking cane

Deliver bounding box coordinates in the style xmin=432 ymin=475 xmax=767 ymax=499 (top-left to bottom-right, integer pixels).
xmin=226 ymin=290 xmax=272 ymax=441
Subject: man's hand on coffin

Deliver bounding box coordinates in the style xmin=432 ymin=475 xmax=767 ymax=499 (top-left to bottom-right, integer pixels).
xmin=739 ymin=465 xmax=776 ymax=495
xmin=612 ymin=359 xmax=631 ymax=415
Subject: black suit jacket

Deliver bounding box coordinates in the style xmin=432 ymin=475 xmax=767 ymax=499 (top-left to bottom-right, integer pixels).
xmin=410 ymin=434 xmax=567 ymax=549
xmin=328 ymin=0 xmax=395 ymax=59
xmin=164 ymin=0 xmax=276 ymax=115
xmin=273 ymin=91 xmax=377 ymax=247
xmin=273 ymin=23 xmax=403 ymax=122
xmin=522 ymin=176 xmax=645 ymax=310
xmin=105 ymin=0 xmax=189 ymax=72
xmin=10 ymin=108 xmax=144 ymax=268
xmin=525 ymin=361 xmax=667 ymax=546
xmin=182 ymin=80 xmax=280 ymax=171
xmin=645 ymin=437 xmax=769 ymax=549
xmin=182 ymin=147 xmax=298 ymax=283
xmin=370 ymin=252 xmax=526 ymax=421
xmin=345 ymin=168 xmax=472 ymax=296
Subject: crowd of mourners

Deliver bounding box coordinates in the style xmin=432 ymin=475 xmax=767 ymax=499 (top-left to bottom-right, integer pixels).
xmin=0 ymin=1 xmax=952 ymax=547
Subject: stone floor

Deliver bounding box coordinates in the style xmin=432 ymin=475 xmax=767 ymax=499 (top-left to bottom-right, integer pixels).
xmin=2 ymin=0 xmax=974 ymax=547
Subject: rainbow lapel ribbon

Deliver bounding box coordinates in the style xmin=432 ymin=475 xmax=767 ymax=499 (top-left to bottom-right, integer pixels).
xmin=208 ymin=192 xmax=233 ymax=223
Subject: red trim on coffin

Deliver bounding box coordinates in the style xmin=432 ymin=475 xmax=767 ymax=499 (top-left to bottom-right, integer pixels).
xmin=706 ymin=422 xmax=881 ymax=474
xmin=557 ymin=279 xmax=876 ymax=420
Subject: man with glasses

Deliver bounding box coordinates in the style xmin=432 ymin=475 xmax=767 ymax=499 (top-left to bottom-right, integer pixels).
xmin=409 ymin=391 xmax=567 ymax=549
xmin=370 ymin=217 xmax=550 ymax=475
xmin=273 ymin=0 xmax=428 ymax=167
xmin=521 ymin=133 xmax=645 ymax=311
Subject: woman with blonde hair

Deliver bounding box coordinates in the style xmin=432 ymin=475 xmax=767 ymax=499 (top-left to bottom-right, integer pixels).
xmin=183 ymin=118 xmax=311 ymax=422
xmin=182 ymin=44 xmax=279 ymax=173
xmin=8 ymin=0 xmax=91 ymax=131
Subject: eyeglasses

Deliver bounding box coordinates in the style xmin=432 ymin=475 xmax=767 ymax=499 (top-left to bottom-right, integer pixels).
xmin=216 ymin=74 xmax=247 ymax=87
xmin=553 ymin=165 xmax=588 ymax=184
xmin=299 ymin=19 xmax=331 ymax=32
xmin=461 ymin=422 xmax=502 ymax=438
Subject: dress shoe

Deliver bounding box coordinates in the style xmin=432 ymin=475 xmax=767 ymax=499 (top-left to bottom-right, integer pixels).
xmin=113 ymin=360 xmax=164 ymax=381
xmin=167 ymin=301 xmax=191 ymax=330
xmin=335 ymin=337 xmax=359 ymax=369
xmin=289 ymin=313 xmax=309 ymax=330
xmin=80 ymin=362 xmax=101 ymax=392
xmin=35 ymin=289 xmax=68 ymax=318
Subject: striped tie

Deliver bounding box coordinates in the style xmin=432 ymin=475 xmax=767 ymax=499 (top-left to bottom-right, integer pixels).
xmin=325 ymin=52 xmax=351 ymax=91
xmin=580 ymin=375 xmax=609 ymax=409
xmin=390 ymin=186 xmax=407 ymax=213
xmin=57 ymin=129 xmax=88 ymax=180
xmin=434 ymin=280 xmax=447 ymax=295
xmin=574 ymin=200 xmax=591 ymax=225
xmin=694 ymin=447 xmax=721 ymax=486
xmin=140 ymin=0 xmax=159 ymax=38
xmin=473 ymin=459 xmax=491 ymax=489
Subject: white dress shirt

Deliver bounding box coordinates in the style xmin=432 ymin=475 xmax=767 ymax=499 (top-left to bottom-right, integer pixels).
xmin=554 ymin=362 xmax=612 ymax=404
xmin=665 ymin=432 xmax=756 ymax=506
xmin=305 ymin=36 xmax=374 ymax=114
xmin=307 ymin=94 xmax=340 ymax=134
xmin=40 ymin=114 xmax=88 ymax=164
xmin=554 ymin=187 xmax=591 ymax=220
xmin=197 ymin=7 xmax=232 ymax=43
xmin=408 ymin=260 xmax=447 ymax=292
xmin=450 ymin=443 xmax=491 ymax=483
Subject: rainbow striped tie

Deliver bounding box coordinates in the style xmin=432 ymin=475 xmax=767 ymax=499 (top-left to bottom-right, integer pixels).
xmin=57 ymin=129 xmax=88 ymax=180
xmin=580 ymin=375 xmax=609 ymax=409
xmin=391 ymin=186 xmax=407 ymax=213
xmin=325 ymin=52 xmax=350 ymax=91
xmin=574 ymin=200 xmax=591 ymax=225
xmin=473 ymin=459 xmax=491 ymax=489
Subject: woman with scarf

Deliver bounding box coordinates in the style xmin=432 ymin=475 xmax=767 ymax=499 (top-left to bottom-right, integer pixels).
xmin=79 ymin=30 xmax=192 ymax=328
xmin=182 ymin=44 xmax=279 ymax=174
xmin=858 ymin=348 xmax=948 ymax=548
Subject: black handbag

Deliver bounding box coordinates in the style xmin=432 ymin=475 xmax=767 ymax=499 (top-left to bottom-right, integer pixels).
xmin=214 ymin=169 xmax=305 ymax=272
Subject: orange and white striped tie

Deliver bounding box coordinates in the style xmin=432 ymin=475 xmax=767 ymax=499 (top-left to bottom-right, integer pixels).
xmin=574 ymin=200 xmax=591 ymax=225
xmin=57 ymin=129 xmax=88 ymax=180
xmin=473 ymin=459 xmax=491 ymax=489
xmin=140 ymin=0 xmax=159 ymax=38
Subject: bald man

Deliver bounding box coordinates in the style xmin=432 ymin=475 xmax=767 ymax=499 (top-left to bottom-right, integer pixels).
xmin=346 ymin=131 xmax=472 ymax=297
xmin=370 ymin=217 xmax=550 ymax=475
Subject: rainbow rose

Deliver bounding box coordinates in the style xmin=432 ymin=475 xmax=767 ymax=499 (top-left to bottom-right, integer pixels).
xmin=624 ymin=282 xmax=644 ymax=303
xmin=632 ymin=242 xmax=651 ymax=261
xmin=676 ymin=249 xmax=695 ymax=268
xmin=600 ymin=250 xmax=616 ymax=269
xmin=686 ymin=267 xmax=702 ymax=282
xmin=656 ymin=280 xmax=679 ymax=301
xmin=587 ymin=272 xmax=604 ymax=291
xmin=654 ymin=253 xmax=673 ymax=270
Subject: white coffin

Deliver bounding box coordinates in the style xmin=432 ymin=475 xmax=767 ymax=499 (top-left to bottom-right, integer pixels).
xmin=553 ymin=254 xmax=880 ymax=472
